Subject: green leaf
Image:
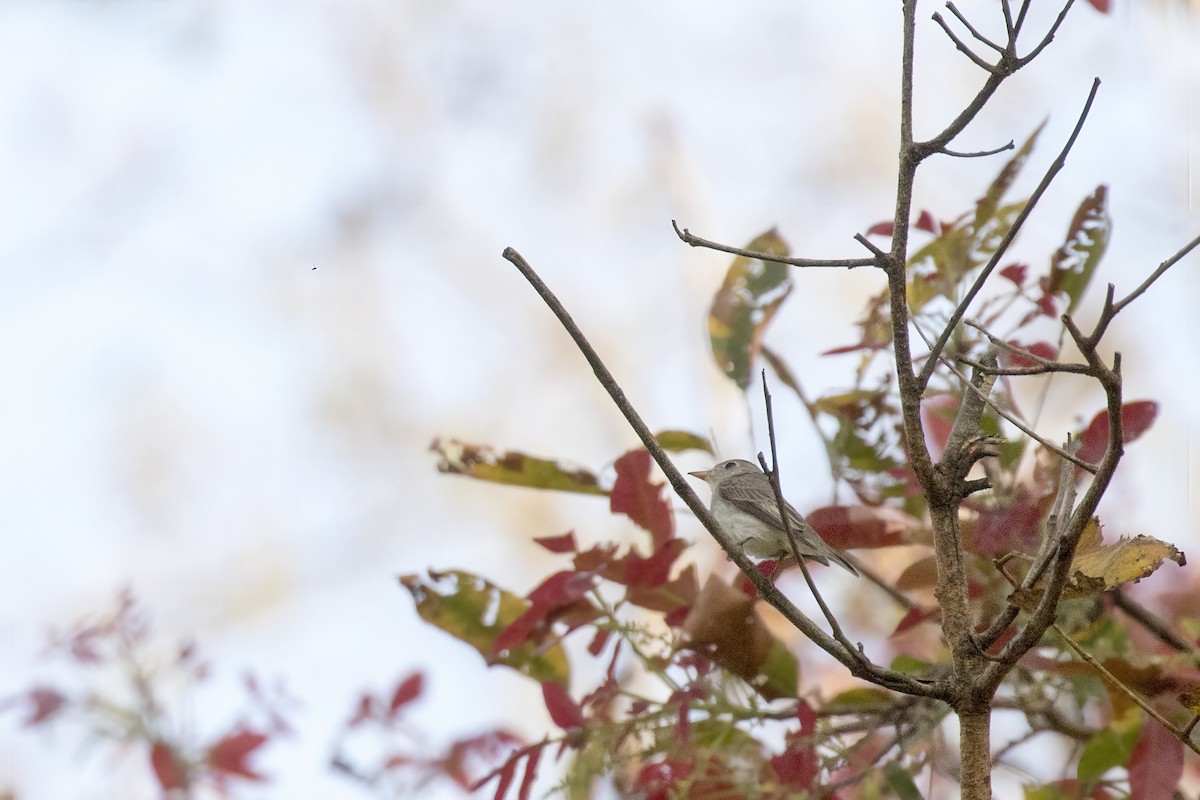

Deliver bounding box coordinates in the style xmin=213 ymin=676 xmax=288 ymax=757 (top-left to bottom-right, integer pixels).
xmin=885 ymin=763 xmax=924 ymax=800
xmin=1049 ymin=185 xmax=1110 ymax=314
xmin=890 ymin=654 xmax=933 ymax=676
xmin=1076 ymin=707 xmax=1141 ymax=783
xmin=653 ymin=430 xmax=713 ymax=454
xmin=825 ymin=687 xmax=895 ymax=710
xmin=399 ymin=569 xmax=570 ymax=685
xmin=430 ymin=438 xmax=607 ymax=495
xmin=975 ymin=121 xmax=1044 ymax=232
xmin=757 ymin=637 xmax=800 ymax=700
xmin=906 ymin=123 xmax=1044 ymax=313
xmin=707 ymin=229 xmax=792 ymax=388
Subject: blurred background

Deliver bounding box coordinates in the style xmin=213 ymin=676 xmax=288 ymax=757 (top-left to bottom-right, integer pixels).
xmin=2 ymin=0 xmax=1198 ymax=797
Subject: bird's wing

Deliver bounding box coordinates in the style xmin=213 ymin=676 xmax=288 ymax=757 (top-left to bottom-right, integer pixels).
xmin=719 ymin=476 xmax=813 ymax=535
xmin=721 ymin=475 xmax=859 ymax=573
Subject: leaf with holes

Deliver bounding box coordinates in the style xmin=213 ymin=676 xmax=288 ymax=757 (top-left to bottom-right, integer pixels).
xmin=400 ymin=570 xmax=570 ymax=685
xmin=707 ymin=229 xmax=792 ymax=388
xmin=430 ymin=438 xmax=607 ymax=495
xmin=1049 ymin=185 xmax=1110 ymax=315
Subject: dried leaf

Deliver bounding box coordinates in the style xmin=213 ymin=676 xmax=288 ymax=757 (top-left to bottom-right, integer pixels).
xmin=430 ymin=438 xmax=607 ymax=495
xmin=678 ymin=576 xmax=796 ymax=699
xmin=1069 ymin=534 xmax=1185 ymax=590
xmin=1010 ymin=533 xmax=1184 ymax=610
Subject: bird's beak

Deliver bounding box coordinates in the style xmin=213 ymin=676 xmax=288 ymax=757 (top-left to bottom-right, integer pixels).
xmin=688 ymin=470 xmax=709 ymax=480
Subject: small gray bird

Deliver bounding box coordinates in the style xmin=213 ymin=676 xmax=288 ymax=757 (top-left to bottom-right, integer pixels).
xmin=689 ymin=459 xmax=857 ymax=575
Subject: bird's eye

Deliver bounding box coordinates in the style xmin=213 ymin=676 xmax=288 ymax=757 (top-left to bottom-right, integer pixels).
xmin=723 ymin=461 xmax=735 ymax=470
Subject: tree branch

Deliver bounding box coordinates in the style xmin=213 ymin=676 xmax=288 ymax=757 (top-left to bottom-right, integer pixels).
xmin=671 ymin=220 xmax=878 ymax=269
xmin=501 ymin=247 xmax=944 ymax=699
xmin=917 ymin=77 xmax=1102 ymax=392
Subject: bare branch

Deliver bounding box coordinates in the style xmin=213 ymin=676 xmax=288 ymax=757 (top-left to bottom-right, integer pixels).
xmin=1113 ymin=232 xmax=1200 ymax=313
xmin=917 ymin=78 xmax=1102 ymax=391
xmin=671 ymin=220 xmax=877 ymax=269
xmin=1018 ymin=0 xmax=1080 ymax=66
xmin=933 ymin=12 xmax=997 ymax=73
xmin=854 ymin=232 xmax=890 ymax=262
xmin=939 ymin=141 xmax=1016 ymax=159
xmin=912 ymin=320 xmax=1098 ymax=472
xmin=946 ymin=2 xmax=1006 ymax=54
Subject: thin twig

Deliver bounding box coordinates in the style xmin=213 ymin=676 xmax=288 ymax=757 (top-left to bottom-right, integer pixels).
xmin=917 ymin=78 xmax=1102 ymax=392
xmin=757 ymin=372 xmax=868 ymax=667
xmin=911 ymin=319 xmax=1097 ymax=472
xmin=671 ymin=220 xmax=877 ymax=269
xmin=940 ymin=141 xmax=1016 ymax=159
xmin=933 ymin=12 xmax=997 ymax=73
xmin=854 ymin=232 xmax=890 ymax=261
xmin=946 ymin=2 xmax=1006 ymax=53
xmin=1051 ymin=622 xmax=1200 ymax=755
xmin=1112 ymin=231 xmax=1200 ymax=314
xmin=1018 ymin=0 xmax=1080 ymax=66
xmin=1112 ymin=588 xmax=1197 ymax=656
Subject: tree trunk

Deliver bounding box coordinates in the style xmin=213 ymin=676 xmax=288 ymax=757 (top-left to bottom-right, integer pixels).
xmin=958 ymin=705 xmax=992 ymax=800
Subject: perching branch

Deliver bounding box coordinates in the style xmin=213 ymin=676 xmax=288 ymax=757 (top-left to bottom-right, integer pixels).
xmin=756 ymin=372 xmax=870 ymax=671
xmin=501 ymin=247 xmax=943 ymax=699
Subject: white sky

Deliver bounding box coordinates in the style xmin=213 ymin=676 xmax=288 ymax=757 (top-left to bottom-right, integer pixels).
xmin=2 ymin=1 xmax=1198 ymax=798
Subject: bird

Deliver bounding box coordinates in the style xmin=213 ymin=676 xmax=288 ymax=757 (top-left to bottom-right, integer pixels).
xmin=688 ymin=459 xmax=857 ymax=575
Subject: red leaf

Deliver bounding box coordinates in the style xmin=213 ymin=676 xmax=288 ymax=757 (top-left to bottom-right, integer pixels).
xmin=518 ymin=744 xmax=542 ymax=800
xmin=587 ymin=627 xmax=610 ymax=657
xmin=493 ymin=756 xmax=518 ymax=800
xmin=1129 ymin=717 xmax=1183 ymax=798
xmin=21 ymin=687 xmax=66 ymax=727
xmin=150 ymin=741 xmax=187 ymax=791
xmin=347 ymin=693 xmax=376 ymax=727
xmin=999 ymin=263 xmax=1028 ymax=286
xmin=970 ymin=485 xmax=1044 ymax=556
xmin=890 ymin=605 xmax=940 ymax=637
xmin=541 ymin=681 xmax=584 ymax=730
xmin=914 ymin=210 xmax=939 ymax=233
xmin=865 ymin=221 xmax=894 ymax=237
xmin=532 ymin=532 xmax=577 ymax=553
xmin=1076 ymin=400 xmax=1159 ymax=465
xmin=1001 ymin=340 xmax=1057 ymax=369
xmin=493 ymin=570 xmax=598 ymax=654
xmin=611 ymin=450 xmax=674 ymax=546
xmin=388 ymin=672 xmax=424 ymax=717
xmin=529 ymin=569 xmax=597 ymax=607
xmin=207 ymin=728 xmax=268 ymax=781
xmin=920 ymin=394 xmax=959 ymax=461
xmin=771 ymin=701 xmax=818 ymax=790
xmin=1086 ymin=0 xmax=1111 ymax=13
xmin=805 ymin=505 xmax=918 ymax=549
xmin=457 ymin=731 xmax=526 ymax=791
xmin=621 ymin=538 xmax=685 ymax=588
xmin=635 ymin=760 xmax=693 ymax=800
